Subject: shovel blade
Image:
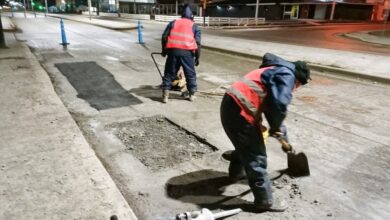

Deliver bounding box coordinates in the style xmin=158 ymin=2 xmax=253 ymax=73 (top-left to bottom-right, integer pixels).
xmin=287 ymin=152 xmax=310 ymax=177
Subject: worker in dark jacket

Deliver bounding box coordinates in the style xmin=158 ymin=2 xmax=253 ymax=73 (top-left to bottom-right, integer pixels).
xmin=220 ymin=53 xmax=311 ymax=212
xmin=161 ymin=4 xmax=201 ymax=103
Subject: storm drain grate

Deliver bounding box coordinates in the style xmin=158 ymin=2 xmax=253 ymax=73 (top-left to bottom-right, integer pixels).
xmin=107 ymin=115 xmax=218 ymax=171
xmin=55 ymin=61 xmax=142 ymax=110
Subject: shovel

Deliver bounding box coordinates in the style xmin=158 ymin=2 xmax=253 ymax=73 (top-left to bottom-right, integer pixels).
xmin=274 ymin=134 xmax=310 ymax=177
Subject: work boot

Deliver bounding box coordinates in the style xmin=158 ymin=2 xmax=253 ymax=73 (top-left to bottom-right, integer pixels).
xmin=181 ymin=90 xmax=189 ymax=98
xmin=188 ymin=92 xmax=196 ymax=102
xmin=254 ymin=197 xmax=288 ymax=212
xmin=228 ymin=161 xmax=246 ymax=182
xmin=162 ymin=90 xmax=169 ymax=103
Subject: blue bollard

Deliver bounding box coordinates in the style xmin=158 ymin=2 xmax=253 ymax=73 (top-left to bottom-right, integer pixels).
xmin=60 ymin=19 xmax=69 ymax=47
xmin=137 ymin=20 xmax=144 ymax=44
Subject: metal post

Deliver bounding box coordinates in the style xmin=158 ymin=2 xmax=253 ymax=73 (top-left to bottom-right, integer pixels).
xmin=255 ymin=0 xmax=259 ymax=25
xmin=31 ymin=0 xmax=36 ymax=18
xmin=11 ymin=5 xmax=14 ymax=17
xmin=330 ymin=0 xmax=336 ymax=20
xmin=23 ymin=0 xmax=27 ymax=18
xmin=0 ymin=13 xmax=7 ymax=48
xmin=116 ymin=0 xmax=120 ymax=17
xmin=383 ymin=9 xmax=389 ymax=36
xmin=203 ymin=1 xmax=206 ymax=26
xmin=175 ymin=0 xmax=178 ymax=15
xmin=96 ymin=0 xmax=100 ymax=16
xmin=44 ymin=0 xmax=48 ymax=17
xmin=88 ymin=0 xmax=92 ymax=20
xmin=384 ymin=0 xmax=390 ymax=35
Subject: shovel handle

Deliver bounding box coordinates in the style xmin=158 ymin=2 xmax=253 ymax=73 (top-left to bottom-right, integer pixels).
xmin=151 ymin=52 xmax=164 ymax=79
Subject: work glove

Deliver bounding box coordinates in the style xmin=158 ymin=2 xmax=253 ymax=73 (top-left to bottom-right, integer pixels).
xmin=194 ymin=49 xmax=200 ymax=66
xmin=270 ymin=125 xmax=292 ymax=152
xmin=195 ymin=58 xmax=199 ymax=66
xmin=161 ymin=50 xmax=167 ymax=57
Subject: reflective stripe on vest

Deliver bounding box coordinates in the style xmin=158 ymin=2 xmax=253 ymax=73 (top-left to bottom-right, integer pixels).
xmin=166 ymin=18 xmax=197 ymax=50
xmin=228 ymin=68 xmax=270 ymax=120
xmin=229 ymin=86 xmax=258 ymax=116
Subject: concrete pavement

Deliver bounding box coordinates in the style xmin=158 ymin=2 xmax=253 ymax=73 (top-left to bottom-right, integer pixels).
xmin=0 ymin=16 xmax=137 ymax=219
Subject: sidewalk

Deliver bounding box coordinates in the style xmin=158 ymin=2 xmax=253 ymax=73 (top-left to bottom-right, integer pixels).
xmin=0 ymin=24 xmax=137 ymax=220
xmin=46 ymin=14 xmax=390 ymax=83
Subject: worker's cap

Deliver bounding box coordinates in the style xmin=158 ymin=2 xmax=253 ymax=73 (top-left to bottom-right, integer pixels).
xmin=293 ymin=61 xmax=311 ymax=85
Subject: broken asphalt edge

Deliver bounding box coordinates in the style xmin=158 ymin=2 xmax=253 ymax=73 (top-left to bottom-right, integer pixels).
xmin=202 ymin=45 xmax=390 ymax=85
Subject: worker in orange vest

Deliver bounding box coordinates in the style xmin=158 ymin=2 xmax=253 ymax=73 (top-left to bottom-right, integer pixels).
xmin=220 ymin=53 xmax=311 ymax=212
xmin=161 ymin=4 xmax=201 ymax=103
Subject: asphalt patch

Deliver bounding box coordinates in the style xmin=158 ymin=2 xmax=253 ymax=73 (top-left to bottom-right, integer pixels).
xmin=55 ymin=61 xmax=142 ymax=110
xmin=107 ymin=115 xmax=218 ymax=171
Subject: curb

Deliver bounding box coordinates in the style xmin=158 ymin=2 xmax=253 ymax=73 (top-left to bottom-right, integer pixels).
xmin=342 ymin=32 xmax=390 ymax=47
xmin=47 ymin=14 xmax=138 ymax=31
xmin=203 ymin=45 xmax=390 ymax=85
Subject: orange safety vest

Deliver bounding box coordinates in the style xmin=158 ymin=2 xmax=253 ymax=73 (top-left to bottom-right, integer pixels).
xmin=227 ymin=67 xmax=272 ymax=124
xmin=166 ymin=18 xmax=198 ymax=50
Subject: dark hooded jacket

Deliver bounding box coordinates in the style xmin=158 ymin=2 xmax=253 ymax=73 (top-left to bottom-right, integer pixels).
xmin=260 ymin=53 xmax=296 ymax=135
xmin=161 ymin=5 xmax=201 ymax=58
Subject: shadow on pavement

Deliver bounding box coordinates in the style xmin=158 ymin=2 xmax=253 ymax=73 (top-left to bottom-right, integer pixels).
xmin=129 ymin=85 xmax=191 ymax=102
xmin=166 ymin=169 xmax=265 ymax=213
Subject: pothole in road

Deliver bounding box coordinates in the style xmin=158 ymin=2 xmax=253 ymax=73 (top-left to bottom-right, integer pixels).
xmin=107 ymin=115 xmax=218 ymax=171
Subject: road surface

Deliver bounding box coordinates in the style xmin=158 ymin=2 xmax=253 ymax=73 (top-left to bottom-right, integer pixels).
xmin=9 ymin=14 xmax=390 ymax=220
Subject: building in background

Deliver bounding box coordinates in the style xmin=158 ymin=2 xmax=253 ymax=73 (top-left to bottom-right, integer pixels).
xmin=118 ymin=0 xmax=155 ymax=14
xmin=204 ymin=0 xmax=384 ymax=21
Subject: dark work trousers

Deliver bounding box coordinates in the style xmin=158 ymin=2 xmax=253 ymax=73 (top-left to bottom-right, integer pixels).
xmin=220 ymin=94 xmax=273 ymax=205
xmin=163 ymin=54 xmax=197 ymax=94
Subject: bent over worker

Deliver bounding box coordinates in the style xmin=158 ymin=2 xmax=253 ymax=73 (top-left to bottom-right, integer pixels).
xmin=220 ymin=53 xmax=311 ymax=212
xmin=161 ymin=4 xmax=201 ymax=103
